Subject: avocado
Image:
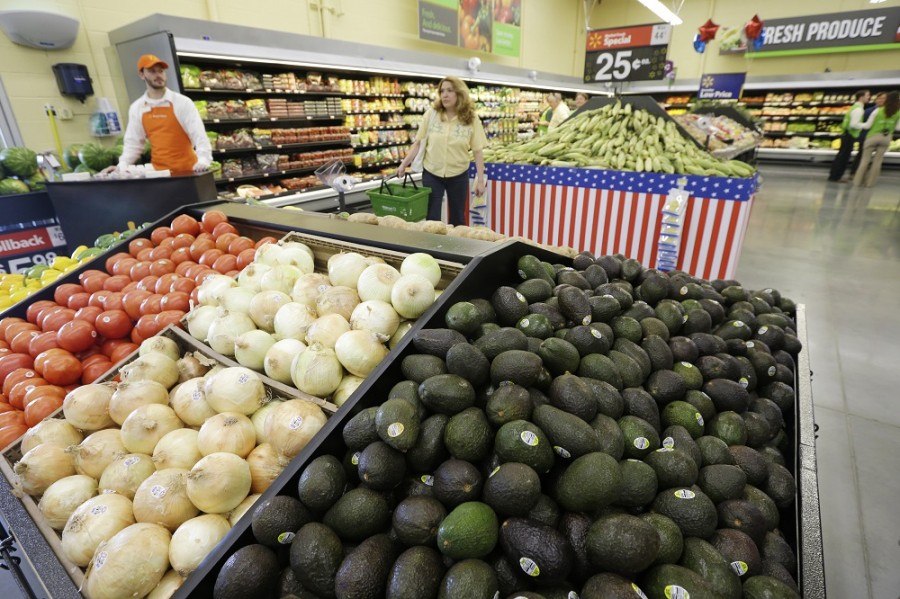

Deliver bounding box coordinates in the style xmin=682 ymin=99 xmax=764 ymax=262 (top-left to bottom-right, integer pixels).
xmin=760 ymin=530 xmax=797 ymax=575
xmin=523 ymin=494 xmax=559 ymax=529
xmin=419 ymin=374 xmax=476 ymax=415
xmin=585 ymin=512 xmax=659 ymax=576
xmin=654 ymin=300 xmax=686 ymax=335
xmin=710 ymin=528 xmax=762 ymax=578
xmin=475 ymin=327 xmax=529 ymax=360
xmin=728 ymin=445 xmax=769 ymax=486
xmin=679 ymin=537 xmax=742 ymax=599
xmin=622 ymin=387 xmax=661 ymax=433
xmin=690 ymin=332 xmax=728 ymax=356
xmin=558 ymin=512 xmax=592 ymax=585
xmin=430 ymin=458 xmax=483 ymax=509
xmin=214 ymin=544 xmax=280 ymax=599
xmin=742 ymin=575 xmax=801 ymax=599
xmin=582 ymin=377 xmax=625 ymax=419
xmin=565 ymin=325 xmax=611 ymax=356
xmin=645 ymin=448 xmax=699 ymax=488
xmin=323 ymin=487 xmax=390 ymax=541
xmin=760 ymin=560 xmax=799 ymax=593
xmin=703 ymin=378 xmax=750 ymax=413
xmin=681 ymin=308 xmax=713 ymax=336
xmin=482 ymin=462 xmax=541 ymax=516
xmin=439 ymin=558 xmax=499 ymax=599
xmin=494 ymin=420 xmax=555 ymax=474
xmin=651 ymin=487 xmax=718 ymax=538
xmin=492 ymin=555 xmax=529 ymax=597
xmin=251 ymin=494 xmax=313 ymax=548
xmin=536 ymin=337 xmax=581 ymax=376
xmin=660 ymin=401 xmax=705 ymax=439
xmin=577 ymin=353 xmax=624 ymax=389
xmin=762 ymin=463 xmax=796 ymax=510
xmin=697 ymin=435 xmax=735 ymax=466
xmin=493 ymin=286 xmax=531 ymax=326
xmin=500 ymin=518 xmax=573 ymax=584
xmin=557 ymin=285 xmax=592 ymax=326
xmin=760 ymin=382 xmax=794 ymax=414
xmin=595 ymin=255 xmax=622 ymax=279
xmin=734 ymin=356 xmax=759 ymax=392
xmin=358 ymin=441 xmax=407 ymax=491
xmin=662 ymin=425 xmax=703 ymax=468
xmin=639 ymin=273 xmax=670 ymax=304
xmin=608 ymin=315 xmax=641 ymax=344
xmin=590 ymin=413 xmax=626 ymax=460
xmin=413 ymin=328 xmax=468 ymax=358
xmin=290 ymin=522 xmax=345 ymax=598
xmin=672 ymin=361 xmax=704 ymax=391
xmin=641 ymin=564 xmax=718 ymax=599
xmin=444 ymin=301 xmax=486 ymax=337
xmin=616 ymin=459 xmax=658 ymax=508
xmin=402 ymin=353 xmax=448 ymax=383
xmin=516 ymin=313 xmax=554 ymax=339
xmin=668 ymin=336 xmax=699 ymax=364
xmin=406 ymin=414 xmax=450 ymax=473
xmin=443 ymin=407 xmax=493 ymax=462
xmin=298 ymin=455 xmax=347 ymax=514
xmin=741 ymin=411 xmax=774 ymax=447
xmin=696 ymin=355 xmax=730 ymax=381
xmin=581 ymin=261 xmax=608 ymax=286
xmin=697 ymin=464 xmax=747 ymax=504
xmin=516 ymin=278 xmax=554 ymax=304
xmin=334 ymin=534 xmax=398 ymax=599
xmin=386 ymin=545 xmax=445 ymax=599
xmin=342 ymin=407 xmax=381 ymax=451
xmin=743 ymin=486 xmax=781 ymax=532
xmin=620 ymin=257 xmax=643 ymax=281
xmin=486 ymin=384 xmax=533 ymax=428
xmin=709 ymin=411 xmax=749 ymax=446
xmin=445 ymin=343 xmax=491 ymax=388
xmin=518 ymin=254 xmax=555 ymax=285
xmin=639 ymin=512 xmax=684 ymax=565
xmin=529 ymin=303 xmax=567 ymax=331
xmin=641 ymin=335 xmax=674 ymax=373
xmin=613 ymin=338 xmax=652 ymax=378
xmin=618 ymin=415 xmax=660 ymax=459
xmin=392 ymin=495 xmax=447 ymax=547
xmin=548 ymin=373 xmax=597 ymax=422
xmin=589 ymin=294 xmax=623 ymax=323
xmin=278 ymin=567 xmax=315 ymax=598
xmin=749 ymin=397 xmax=785 ymax=434
xmin=717 ymin=499 xmax=768 ymax=545
xmin=389 ymin=380 xmax=428 ymax=419
xmin=377 ymin=398 xmax=421 ymax=451
xmin=491 ymin=350 xmax=544 ymax=387
xmin=555 ymin=451 xmax=622 ymax=512
xmin=532 ymin=404 xmax=602 ymax=459
xmin=608 ymin=350 xmax=644 ymax=388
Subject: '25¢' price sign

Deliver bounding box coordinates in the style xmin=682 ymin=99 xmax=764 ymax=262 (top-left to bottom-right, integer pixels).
xmin=584 ymin=24 xmax=671 ymax=83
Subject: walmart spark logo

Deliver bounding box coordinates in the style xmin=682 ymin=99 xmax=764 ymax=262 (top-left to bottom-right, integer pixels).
xmin=701 ymin=76 xmax=715 ymax=88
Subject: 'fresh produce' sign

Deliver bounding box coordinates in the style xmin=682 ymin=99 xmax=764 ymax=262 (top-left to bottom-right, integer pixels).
xmin=584 ymin=23 xmax=671 ymax=83
xmin=418 ymin=0 xmax=521 ymax=58
xmin=749 ymin=7 xmax=900 ymax=56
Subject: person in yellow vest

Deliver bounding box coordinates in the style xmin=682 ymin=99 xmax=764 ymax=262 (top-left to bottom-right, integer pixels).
xmin=853 ymin=90 xmax=900 ymax=188
xmin=115 ymin=54 xmax=212 ymax=174
xmin=828 ymin=89 xmax=869 ymax=182
xmin=537 ymin=100 xmax=553 ymax=136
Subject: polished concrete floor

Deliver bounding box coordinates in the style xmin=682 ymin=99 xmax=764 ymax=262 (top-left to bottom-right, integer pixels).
xmin=734 ymin=164 xmax=900 ymax=599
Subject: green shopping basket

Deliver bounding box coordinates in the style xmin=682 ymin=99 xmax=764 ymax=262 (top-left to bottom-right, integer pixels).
xmin=367 ymin=174 xmax=431 ymax=222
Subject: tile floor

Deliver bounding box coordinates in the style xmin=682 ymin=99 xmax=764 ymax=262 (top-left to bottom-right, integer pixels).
xmin=0 ymin=163 xmax=897 ymax=598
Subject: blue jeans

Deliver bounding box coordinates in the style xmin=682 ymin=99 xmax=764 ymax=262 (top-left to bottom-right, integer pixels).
xmin=422 ymin=169 xmax=469 ymax=225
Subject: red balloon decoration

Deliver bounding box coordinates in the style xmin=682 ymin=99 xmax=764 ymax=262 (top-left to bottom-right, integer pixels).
xmin=698 ymin=18 xmax=720 ymax=43
xmin=745 ymin=14 xmax=763 ymax=40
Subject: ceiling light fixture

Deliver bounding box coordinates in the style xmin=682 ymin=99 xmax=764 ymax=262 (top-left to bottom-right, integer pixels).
xmin=869 ymin=0 xmax=887 ymax=4
xmin=635 ymin=0 xmax=683 ymax=25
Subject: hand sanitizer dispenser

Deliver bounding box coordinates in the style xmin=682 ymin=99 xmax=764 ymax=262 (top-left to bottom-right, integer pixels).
xmin=90 ymin=97 xmax=121 ymax=137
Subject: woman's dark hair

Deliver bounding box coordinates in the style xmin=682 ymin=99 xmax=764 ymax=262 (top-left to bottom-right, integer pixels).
xmin=884 ymin=91 xmax=899 ymax=118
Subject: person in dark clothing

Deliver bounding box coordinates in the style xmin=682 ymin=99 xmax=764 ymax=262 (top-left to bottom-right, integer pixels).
xmin=828 ymin=89 xmax=870 ymax=182
xmin=850 ymin=92 xmax=886 ymax=177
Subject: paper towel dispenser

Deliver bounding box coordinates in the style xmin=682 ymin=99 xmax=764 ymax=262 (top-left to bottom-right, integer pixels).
xmin=52 ymin=63 xmax=94 ymax=103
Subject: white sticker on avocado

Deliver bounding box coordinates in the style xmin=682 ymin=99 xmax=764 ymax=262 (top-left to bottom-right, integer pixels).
xmin=520 ymin=318 xmax=530 ymax=328
xmin=520 ymin=431 xmax=539 ymax=446
xmin=581 ymin=315 xmax=592 ymax=325
xmin=746 ymin=341 xmax=755 ymax=348
xmin=91 ymin=505 xmax=108 ymax=515
xmin=518 ymin=269 xmax=527 ymax=279
xmin=278 ymin=532 xmax=296 ymax=545
xmin=289 ymin=416 xmax=304 ymax=430
xmin=554 ymin=446 xmax=572 ymax=459
xmin=680 ymin=361 xmax=693 ymax=368
xmin=237 ymin=373 xmax=250 ymax=384
xmin=758 ymin=326 xmax=769 ymax=335
xmin=739 ymin=377 xmax=749 ymax=388
xmin=733 ymin=321 xmax=745 ymax=327
xmin=124 ymin=456 xmax=140 ymax=467
xmin=679 ymin=286 xmax=688 ymax=296
xmin=767 ymin=366 xmax=777 ymax=376
xmin=664 ymin=585 xmax=690 ymax=599
xmin=657 ymin=447 xmax=673 ymax=453
xmin=696 ymin=413 xmax=705 ymax=426
xmin=519 ymin=557 xmax=541 ymax=577
xmin=591 ymin=329 xmax=603 ymax=339
xmin=94 ymin=551 xmax=108 ymax=570
xmin=351 ymin=452 xmax=360 ymax=466
xmin=569 ymin=593 xmax=580 ymax=599
xmin=494 ymin=593 xmax=501 ymax=599
xmin=730 ymin=560 xmax=749 ymax=576
xmin=420 ymin=475 xmax=434 ymax=486
xmin=632 ymin=583 xmax=650 ymax=599
xmin=663 ymin=437 xmax=675 ymax=449
xmin=387 ymin=422 xmax=404 ymax=438
xmin=150 ymin=485 xmax=167 ymax=499
xmin=633 ymin=437 xmax=650 ymax=450
xmin=673 ymin=489 xmax=695 ymax=499
xmin=489 ymin=466 xmax=501 ymax=478
xmin=515 ymin=292 xmax=527 ymax=304
xmin=682 ymin=314 xmax=690 ymax=323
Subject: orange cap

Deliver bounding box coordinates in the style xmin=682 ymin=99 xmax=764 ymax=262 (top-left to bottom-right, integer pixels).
xmin=137 ymin=54 xmax=168 ymax=72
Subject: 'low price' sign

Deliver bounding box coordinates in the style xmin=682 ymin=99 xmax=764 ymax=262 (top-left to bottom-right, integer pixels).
xmin=584 ymin=23 xmax=672 ymax=83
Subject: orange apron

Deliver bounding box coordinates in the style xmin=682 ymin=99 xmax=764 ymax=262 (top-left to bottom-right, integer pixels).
xmin=141 ymin=102 xmax=197 ymax=173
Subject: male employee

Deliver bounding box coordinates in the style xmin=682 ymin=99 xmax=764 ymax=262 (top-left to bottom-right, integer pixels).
xmin=114 ymin=54 xmax=212 ymax=174
xmin=546 ymin=93 xmax=571 ymax=131
xmin=828 ymin=89 xmax=869 ymax=182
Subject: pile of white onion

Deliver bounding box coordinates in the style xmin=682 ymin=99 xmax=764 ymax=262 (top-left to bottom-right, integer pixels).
xmin=190 ymin=242 xmax=445 ymax=407
xmin=12 ymin=335 xmax=327 ymax=598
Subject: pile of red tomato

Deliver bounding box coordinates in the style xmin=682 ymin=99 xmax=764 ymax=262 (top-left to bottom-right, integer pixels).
xmin=0 ymin=209 xmax=277 ymax=447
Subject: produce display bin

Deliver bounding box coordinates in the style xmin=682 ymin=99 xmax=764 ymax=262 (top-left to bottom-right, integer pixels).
xmin=44 ymin=173 xmax=218 ymax=249
xmin=0 ymin=190 xmax=68 ymax=276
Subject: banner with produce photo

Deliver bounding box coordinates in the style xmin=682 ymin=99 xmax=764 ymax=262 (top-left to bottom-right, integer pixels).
xmin=418 ymin=0 xmax=520 ymax=57
xmin=491 ymin=0 xmax=521 ymax=57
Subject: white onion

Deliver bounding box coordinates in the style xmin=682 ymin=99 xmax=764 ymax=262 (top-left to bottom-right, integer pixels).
xmin=98 ymin=453 xmax=156 ymax=500
xmin=169 ymin=514 xmax=231 ymax=577
xmin=276 ymin=243 xmax=315 ymax=273
xmin=185 ymin=305 xmax=219 ymax=341
xmin=327 ymin=252 xmax=369 ymax=288
xmin=204 ymin=367 xmax=266 ymax=415
xmin=227 ymin=494 xmax=261 ymax=526
xmin=221 ymin=286 xmax=256 ymax=315
xmin=254 ymin=243 xmax=283 ymax=266
xmin=291 ymin=273 xmax=331 ymax=309
xmin=139 ymin=336 xmax=180 ymax=362
xmin=357 ymin=263 xmax=401 ymax=303
xmin=61 ymin=494 xmax=135 ymax=567
xmin=197 ymin=274 xmax=236 ymax=307
xmin=350 ymin=299 xmax=400 ymax=341
xmin=170 ymin=377 xmax=217 ymax=426
xmin=248 ymin=290 xmax=291 ymax=332
xmin=120 ymin=352 xmax=180 ymax=389
xmin=14 ymin=443 xmax=76 ymax=496
xmin=389 ymin=321 xmax=414 ymax=349
xmin=108 ymin=380 xmax=170 ymax=426
xmin=207 ymin=309 xmax=256 ymax=356
xmin=147 ymin=569 xmax=184 ymax=599
xmin=246 ymin=443 xmax=291 ymax=494
xmin=83 ymin=522 xmax=171 ymax=599
xmin=187 ymin=453 xmax=251 ymax=514
xmin=265 ymin=399 xmax=328 ymax=459
xmin=335 ymin=329 xmax=390 ymax=377
xmin=391 ymin=273 xmax=436 ymax=319
xmin=234 ymin=329 xmax=276 ymax=371
xmin=176 ymin=353 xmax=210 ymax=382
xmin=401 ymin=252 xmax=442 ymax=287
xmin=69 ymin=429 xmax=127 ymax=480
xmin=250 ymin=400 xmax=282 ymax=444
xmin=281 ymin=241 xmax=314 ymax=261
xmin=237 ymin=262 xmax=271 ymax=292
xmin=291 ymin=342 xmax=344 ymax=397
xmin=263 ymin=339 xmax=306 ymax=384
xmin=120 ymin=404 xmax=184 ymax=455
xmin=316 ymin=286 xmax=360 ymax=320
xmin=260 ymin=264 xmax=303 ymax=295
xmin=20 ymin=419 xmax=83 ymax=455
xmin=153 ymin=428 xmax=202 ymax=470
xmin=332 ymin=374 xmax=365 ymax=407
xmin=305 ymin=313 xmax=351 ymax=349
xmin=133 ymin=468 xmax=198 ymax=531
xmin=38 ymin=474 xmax=98 ymax=530
xmin=62 ymin=383 xmax=115 ymax=431
xmin=197 ymin=412 xmax=256 ymax=457
xmin=274 ymin=302 xmax=317 ymax=341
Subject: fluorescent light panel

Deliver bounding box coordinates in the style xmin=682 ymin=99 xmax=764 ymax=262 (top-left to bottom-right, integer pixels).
xmin=636 ymin=0 xmax=683 ymax=25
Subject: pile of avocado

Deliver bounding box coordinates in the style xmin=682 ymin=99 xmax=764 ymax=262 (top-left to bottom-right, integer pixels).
xmin=215 ymin=252 xmax=804 ymax=599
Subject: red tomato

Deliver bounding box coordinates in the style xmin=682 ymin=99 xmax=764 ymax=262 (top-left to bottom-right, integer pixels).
xmin=0 ymin=357 xmax=35 ymax=393
xmin=56 ymin=319 xmax=98 ymax=353
xmin=88 ymin=291 xmax=111 ymax=309
xmin=10 ymin=330 xmax=41 ymax=355
xmin=66 ymin=292 xmax=91 ymax=310
xmin=0 ymin=318 xmax=25 ymax=337
xmin=122 ymin=289 xmax=152 ymax=320
xmin=80 ymin=361 xmax=113 ymax=386
xmin=73 ymin=306 xmax=103 ymax=326
xmin=111 ymin=257 xmax=138 ymax=277
xmin=95 ymin=310 xmax=132 ymax=339
xmin=137 ymin=276 xmax=160 ymax=292
xmin=212 ymin=254 xmax=238 ymax=274
xmin=101 ymin=291 xmax=125 ymax=312
xmin=26 ymin=301 xmax=57 ymax=325
xmin=211 ymin=222 xmax=239 ymax=239
xmin=190 ymin=288 xmax=200 ymax=304
xmin=0 ymin=403 xmax=14 ymax=414
xmin=25 ymin=394 xmax=64 ymax=427
xmin=2 ymin=368 xmax=39 ymax=397
xmin=150 ymin=259 xmax=176 ymax=277
xmin=150 ymin=227 xmax=174 ymax=245
xmin=157 ymin=236 xmax=177 ymax=251
xmin=9 ymin=378 xmax=47 ymax=410
xmin=225 ymin=270 xmax=240 ymax=277
xmin=189 ymin=238 xmax=216 ymax=261
xmin=104 ymin=252 xmax=131 ymax=274
xmin=255 ymin=236 xmax=278 ymax=249
xmin=136 ymin=247 xmax=154 ymax=262
xmin=5 ymin=322 xmax=39 ymax=345
xmin=172 ymin=233 xmax=195 ymax=249
xmin=130 ymin=328 xmax=145 ymax=345
xmin=0 ymin=344 xmax=8 ymax=354
xmin=121 ymin=281 xmax=139 ymax=293
xmin=54 ymin=284 xmax=85 ymax=306
xmin=100 ymin=338 xmax=129 ymax=358
xmin=148 ymin=246 xmax=174 ymax=261
xmin=135 ymin=314 xmax=161 ymax=339
xmin=110 ymin=343 xmax=138 ymax=364
xmin=129 ymin=238 xmax=153 ymax=257
xmin=129 ymin=261 xmax=152 ymax=281
xmin=0 ymin=424 xmax=28 ymax=449
xmin=193 ymin=269 xmax=217 ymax=284
xmin=139 ymin=294 xmax=163 ymax=315
xmin=38 ymin=351 xmax=82 ymax=387
xmin=78 ymin=269 xmax=107 ymax=286
xmin=0 ymin=411 xmax=26 ymax=430
xmin=23 ymin=384 xmax=66 ymax=408
xmin=201 ymin=210 xmax=228 ymax=233
xmin=28 ymin=331 xmax=60 ymax=357
xmin=160 ymin=292 xmax=190 ymax=313
xmin=154 ymin=274 xmax=178 ymax=295
xmin=175 ymin=260 xmax=196 ymax=276
xmin=236 ymin=248 xmax=257 ymax=270
xmin=171 ymin=214 xmax=201 ymax=236
xmin=81 ymin=273 xmax=110 ymax=294
xmin=103 ymin=275 xmax=132 ymax=292
xmin=155 ymin=311 xmax=186 ymax=330
xmin=196 ymin=232 xmax=214 ymax=242
xmin=199 ymin=249 xmax=224 ymax=267
xmin=171 ymin=247 xmax=192 ymax=264
xmin=40 ymin=308 xmax=74 ymax=334
xmin=82 ymin=353 xmax=110 ymax=367
xmin=33 ymin=348 xmax=67 ymax=374
xmin=228 ymin=236 xmax=255 ymax=256
xmin=215 ymin=233 xmax=239 ymax=253
xmin=170 ymin=277 xmax=196 ymax=294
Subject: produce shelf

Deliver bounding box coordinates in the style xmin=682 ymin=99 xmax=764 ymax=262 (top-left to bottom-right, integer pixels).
xmin=211 ymin=139 xmax=351 ymax=157
xmin=215 ymin=162 xmax=352 ymax=185
xmin=187 ymin=87 xmax=345 ymax=97
xmin=202 ymin=116 xmax=343 ymax=125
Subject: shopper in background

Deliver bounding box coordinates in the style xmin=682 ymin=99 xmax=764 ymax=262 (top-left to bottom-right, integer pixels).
xmin=574 ymin=92 xmax=590 ymax=110
xmin=850 ymin=91 xmax=886 ymax=176
xmin=853 ymin=90 xmax=900 ymax=188
xmin=397 ymin=76 xmax=487 ymax=225
xmin=546 ymin=93 xmax=571 ymax=131
xmin=828 ymin=89 xmax=870 ymax=182
xmin=113 ymin=54 xmax=212 ymax=174
xmin=537 ymin=100 xmax=553 ymax=135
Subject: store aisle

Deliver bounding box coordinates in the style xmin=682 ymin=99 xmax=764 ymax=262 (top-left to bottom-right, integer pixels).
xmin=735 ymin=164 xmax=900 ymax=599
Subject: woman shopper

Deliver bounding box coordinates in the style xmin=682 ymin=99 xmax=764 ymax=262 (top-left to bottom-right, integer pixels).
xmin=853 ymin=91 xmax=900 ymax=188
xmin=397 ymin=76 xmax=487 ymax=225
xmin=574 ymin=92 xmax=590 ymax=110
xmin=546 ymin=93 xmax=571 ymax=131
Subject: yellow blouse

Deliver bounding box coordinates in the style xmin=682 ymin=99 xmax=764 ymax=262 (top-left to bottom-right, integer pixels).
xmin=416 ymin=108 xmax=487 ymax=178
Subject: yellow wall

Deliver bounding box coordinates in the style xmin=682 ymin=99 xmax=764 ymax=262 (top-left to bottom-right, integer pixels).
xmin=1 ymin=0 xmax=896 ymax=152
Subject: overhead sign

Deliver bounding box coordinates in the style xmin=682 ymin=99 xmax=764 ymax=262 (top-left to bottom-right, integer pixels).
xmin=418 ymin=0 xmax=521 ymax=58
xmin=698 ymin=73 xmax=747 ymax=101
xmin=749 ymin=7 xmax=900 ymax=56
xmin=584 ymin=23 xmax=671 ymax=83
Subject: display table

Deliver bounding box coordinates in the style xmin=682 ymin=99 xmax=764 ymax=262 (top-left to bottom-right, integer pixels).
xmin=479 ymin=163 xmax=760 ymax=280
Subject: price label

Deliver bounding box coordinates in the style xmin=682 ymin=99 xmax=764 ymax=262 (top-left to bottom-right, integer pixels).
xmin=585 ymin=46 xmax=669 ymax=82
